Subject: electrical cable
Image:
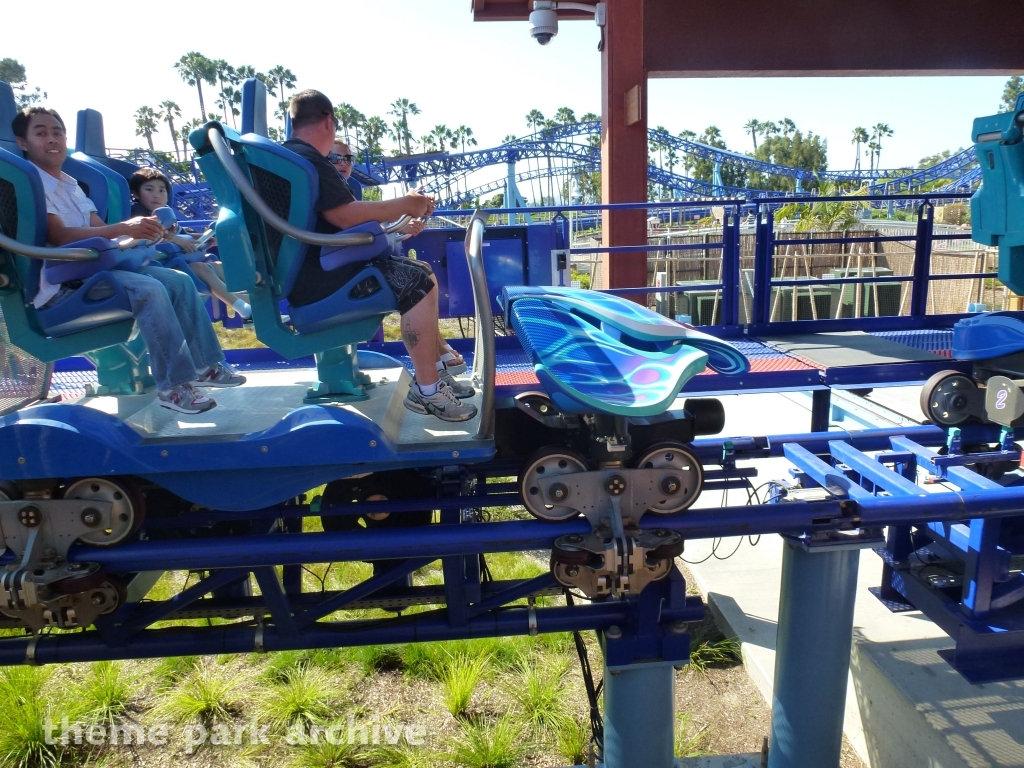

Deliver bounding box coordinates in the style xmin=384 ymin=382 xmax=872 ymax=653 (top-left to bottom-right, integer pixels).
xmin=565 ymin=589 xmax=604 ymax=754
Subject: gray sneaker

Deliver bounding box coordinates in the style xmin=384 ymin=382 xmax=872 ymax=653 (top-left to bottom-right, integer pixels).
xmin=403 ymin=380 xmax=478 ymax=422
xmin=438 ymin=367 xmax=475 ymax=399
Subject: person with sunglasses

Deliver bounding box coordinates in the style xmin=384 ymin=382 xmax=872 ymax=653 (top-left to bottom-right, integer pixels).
xmin=329 ymin=139 xmax=467 ymax=375
xmin=281 ymin=90 xmax=474 ymax=422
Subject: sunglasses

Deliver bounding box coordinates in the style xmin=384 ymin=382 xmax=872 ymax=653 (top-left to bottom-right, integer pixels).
xmin=327 ymin=153 xmax=354 ymax=164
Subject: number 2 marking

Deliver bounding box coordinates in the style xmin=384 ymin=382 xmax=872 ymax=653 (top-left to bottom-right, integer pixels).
xmin=996 ymin=389 xmax=1008 ymax=410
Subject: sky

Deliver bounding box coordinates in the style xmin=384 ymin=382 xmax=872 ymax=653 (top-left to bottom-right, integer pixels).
xmin=2 ymin=0 xmax=1013 ymax=172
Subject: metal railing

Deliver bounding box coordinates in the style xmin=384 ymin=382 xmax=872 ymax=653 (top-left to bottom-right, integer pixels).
xmin=465 ymin=210 xmax=495 ymax=440
xmin=435 ymin=191 xmax=992 ymax=333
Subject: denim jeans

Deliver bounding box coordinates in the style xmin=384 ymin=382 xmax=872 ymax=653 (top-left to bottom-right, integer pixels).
xmin=110 ymin=267 xmax=224 ymax=390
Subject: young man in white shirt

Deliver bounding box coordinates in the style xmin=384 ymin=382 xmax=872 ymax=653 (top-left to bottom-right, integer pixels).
xmin=12 ymin=107 xmax=243 ymax=413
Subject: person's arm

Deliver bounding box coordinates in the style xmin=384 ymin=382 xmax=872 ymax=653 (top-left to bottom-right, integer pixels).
xmin=46 ymin=213 xmax=166 ymax=246
xmin=322 ymin=191 xmax=434 ymax=231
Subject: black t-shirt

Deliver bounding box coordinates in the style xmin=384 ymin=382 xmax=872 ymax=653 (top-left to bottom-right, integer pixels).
xmin=281 ymin=139 xmax=357 ymax=306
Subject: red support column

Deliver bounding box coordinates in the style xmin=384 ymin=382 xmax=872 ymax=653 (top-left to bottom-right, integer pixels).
xmin=601 ymin=0 xmax=648 ymax=294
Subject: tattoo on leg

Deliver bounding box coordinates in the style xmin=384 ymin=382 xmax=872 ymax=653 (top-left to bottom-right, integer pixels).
xmin=402 ymin=320 xmax=420 ymax=348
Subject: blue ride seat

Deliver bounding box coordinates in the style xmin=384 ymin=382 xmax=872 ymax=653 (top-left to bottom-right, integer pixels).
xmin=192 ymin=122 xmax=399 ymax=400
xmin=971 ymin=95 xmax=1024 ymax=295
xmin=0 ymin=146 xmax=139 ymax=361
xmin=501 ymin=285 xmax=750 ymax=376
xmin=509 ymin=297 xmax=709 ymax=416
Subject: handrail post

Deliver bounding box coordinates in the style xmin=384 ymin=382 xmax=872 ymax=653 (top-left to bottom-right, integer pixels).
xmin=910 ymin=201 xmax=934 ymax=319
xmin=753 ymin=204 xmax=774 ymax=326
xmin=465 ymin=210 xmax=495 ymax=440
xmin=721 ymin=205 xmax=741 ymax=327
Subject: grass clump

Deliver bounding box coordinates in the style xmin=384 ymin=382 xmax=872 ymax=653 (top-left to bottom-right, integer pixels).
xmin=150 ymin=660 xmax=245 ymax=727
xmin=260 ymin=666 xmax=340 ymax=729
xmin=688 ymin=636 xmax=742 ymax=674
xmin=438 ymin=652 xmax=489 ymax=719
xmin=0 ymin=666 xmax=78 ymax=768
xmin=366 ymin=742 xmax=436 ymax=768
xmin=287 ymin=737 xmax=364 ymax=768
xmin=675 ymin=711 xmax=713 ymax=757
xmin=552 ymin=714 xmax=590 ymax=766
xmin=74 ymin=660 xmax=138 ymax=726
xmin=506 ymin=654 xmax=569 ymax=729
xmin=443 ymin=716 xmax=530 ymax=768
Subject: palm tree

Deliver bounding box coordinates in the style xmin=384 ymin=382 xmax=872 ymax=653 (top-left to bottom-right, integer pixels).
xmin=867 ymin=141 xmax=880 ymax=173
xmin=235 ymin=65 xmax=257 ymax=81
xmin=388 ymin=99 xmax=420 ymax=156
xmin=174 ymin=52 xmax=216 ymax=119
xmin=160 ymin=101 xmax=182 ymax=160
xmin=554 ymin=107 xmax=577 ymax=125
xmin=389 ymin=120 xmax=412 ymax=155
xmin=134 ymin=106 xmax=161 ymax=152
xmin=420 ymin=134 xmax=437 ymax=153
xmin=851 ymin=127 xmax=869 ymax=171
xmin=779 ymin=118 xmax=797 ymax=137
xmin=652 ymin=126 xmax=669 ymax=169
xmin=759 ymin=121 xmax=779 ymax=140
xmin=744 ymin=119 xmax=761 ymax=151
xmin=217 ymin=86 xmax=241 ymax=129
xmin=525 ymin=109 xmax=545 ymax=134
xmin=431 ymin=124 xmax=452 ymax=153
xmin=503 ymin=134 xmax=517 ymax=144
xmin=777 ymin=179 xmax=866 ymax=231
xmin=871 ymin=123 xmax=894 ymax=171
xmin=679 ymin=130 xmax=697 ymax=175
xmin=268 ymin=66 xmax=297 ymax=125
xmin=211 ymin=59 xmax=236 ymax=122
xmin=361 ymin=116 xmax=387 ymax=160
xmin=334 ymin=103 xmax=363 ymax=144
xmin=453 ymin=126 xmax=477 ymax=153
xmin=580 ymin=112 xmax=599 ymax=123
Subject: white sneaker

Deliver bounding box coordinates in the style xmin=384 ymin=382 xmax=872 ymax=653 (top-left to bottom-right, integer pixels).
xmin=193 ymin=362 xmax=246 ymax=388
xmin=158 ymin=384 xmax=216 ymax=414
xmin=403 ymin=380 xmax=477 ymax=422
xmin=436 ymin=366 xmax=475 ymax=399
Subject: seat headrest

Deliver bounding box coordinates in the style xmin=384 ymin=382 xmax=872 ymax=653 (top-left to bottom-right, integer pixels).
xmin=0 ymin=82 xmax=19 ymax=154
xmin=241 ymin=79 xmax=268 ymax=138
xmin=75 ymin=108 xmax=107 ymax=157
xmin=0 ymin=146 xmax=51 ymax=300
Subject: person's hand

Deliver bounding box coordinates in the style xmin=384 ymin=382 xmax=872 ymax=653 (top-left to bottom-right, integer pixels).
xmin=172 ymin=235 xmax=199 ymax=253
xmin=400 ymin=218 xmax=426 ymax=237
xmin=406 ymin=189 xmax=435 ymax=218
xmin=120 ymin=216 xmax=164 ymax=242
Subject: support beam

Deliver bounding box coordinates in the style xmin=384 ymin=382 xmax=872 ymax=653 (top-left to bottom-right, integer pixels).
xmin=601 ymin=0 xmax=648 ymax=293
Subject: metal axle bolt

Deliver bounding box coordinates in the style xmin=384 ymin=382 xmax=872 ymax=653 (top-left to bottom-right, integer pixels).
xmin=81 ymin=509 xmax=102 ymax=527
xmin=18 ymin=505 xmax=41 ymax=527
xmin=566 ymin=566 xmax=580 ymax=577
xmin=605 ymin=475 xmax=627 ymax=496
xmin=549 ymin=482 xmax=570 ymax=502
xmin=661 ymin=476 xmax=680 ymax=495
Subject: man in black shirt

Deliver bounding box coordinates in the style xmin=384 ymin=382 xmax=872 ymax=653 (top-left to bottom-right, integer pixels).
xmin=283 ymin=90 xmax=475 ymax=422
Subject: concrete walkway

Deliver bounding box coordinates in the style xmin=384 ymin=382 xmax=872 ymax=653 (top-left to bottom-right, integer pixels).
xmin=683 ymin=391 xmax=1024 ymax=768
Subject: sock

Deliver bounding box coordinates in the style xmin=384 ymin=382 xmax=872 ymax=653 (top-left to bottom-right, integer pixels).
xmin=233 ymin=299 xmax=252 ymax=319
xmin=417 ymin=380 xmax=440 ymax=397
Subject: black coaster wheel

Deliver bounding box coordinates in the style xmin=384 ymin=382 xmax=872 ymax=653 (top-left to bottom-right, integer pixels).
xmin=63 ymin=477 xmax=145 ymax=547
xmin=518 ymin=447 xmax=590 ymax=521
xmin=632 ymin=442 xmax=703 ymax=514
xmin=320 ymin=470 xmax=434 ymax=533
xmin=920 ymin=370 xmax=979 ymax=427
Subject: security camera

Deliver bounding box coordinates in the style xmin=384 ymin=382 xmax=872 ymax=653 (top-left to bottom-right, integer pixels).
xmin=528 ymin=2 xmax=605 ymax=48
xmin=529 ymin=7 xmax=559 ymax=45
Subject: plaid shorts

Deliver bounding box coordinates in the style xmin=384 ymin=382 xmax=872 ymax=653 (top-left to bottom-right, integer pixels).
xmin=373 ymin=256 xmax=435 ymax=315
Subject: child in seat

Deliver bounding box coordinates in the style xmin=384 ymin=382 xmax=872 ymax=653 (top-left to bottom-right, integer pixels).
xmin=129 ymin=168 xmax=252 ymax=320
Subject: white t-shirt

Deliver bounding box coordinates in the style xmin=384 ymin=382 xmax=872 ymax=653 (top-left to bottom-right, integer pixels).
xmin=32 ymin=165 xmax=98 ymax=308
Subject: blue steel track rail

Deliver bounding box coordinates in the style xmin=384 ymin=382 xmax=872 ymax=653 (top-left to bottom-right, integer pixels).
xmin=1 ymin=424 xmax=1023 ymax=670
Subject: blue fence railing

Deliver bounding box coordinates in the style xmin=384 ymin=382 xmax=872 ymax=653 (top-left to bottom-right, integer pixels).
xmin=433 ymin=193 xmax=986 ymax=336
